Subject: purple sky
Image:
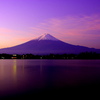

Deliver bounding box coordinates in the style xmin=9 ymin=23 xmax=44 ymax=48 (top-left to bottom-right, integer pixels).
xmin=0 ymin=0 xmax=100 ymax=49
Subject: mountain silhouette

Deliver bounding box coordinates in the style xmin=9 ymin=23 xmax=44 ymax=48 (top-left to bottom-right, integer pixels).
xmin=0 ymin=34 xmax=100 ymax=54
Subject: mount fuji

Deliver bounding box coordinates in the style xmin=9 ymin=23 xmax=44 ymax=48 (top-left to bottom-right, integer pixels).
xmin=0 ymin=34 xmax=100 ymax=54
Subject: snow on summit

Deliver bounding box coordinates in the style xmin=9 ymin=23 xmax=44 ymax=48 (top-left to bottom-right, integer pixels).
xmin=35 ymin=34 xmax=59 ymax=41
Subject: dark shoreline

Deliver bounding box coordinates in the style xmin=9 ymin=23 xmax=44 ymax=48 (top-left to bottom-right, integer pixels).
xmin=0 ymin=52 xmax=100 ymax=59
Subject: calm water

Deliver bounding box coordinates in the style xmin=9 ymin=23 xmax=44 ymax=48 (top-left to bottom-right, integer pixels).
xmin=0 ymin=59 xmax=100 ymax=98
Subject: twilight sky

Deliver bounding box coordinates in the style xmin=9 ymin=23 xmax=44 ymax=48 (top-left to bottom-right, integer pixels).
xmin=0 ymin=0 xmax=100 ymax=49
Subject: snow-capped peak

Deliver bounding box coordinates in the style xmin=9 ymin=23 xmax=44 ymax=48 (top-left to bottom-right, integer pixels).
xmin=35 ymin=33 xmax=59 ymax=41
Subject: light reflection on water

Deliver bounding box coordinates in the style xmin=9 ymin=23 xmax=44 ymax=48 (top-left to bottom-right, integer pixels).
xmin=0 ymin=59 xmax=100 ymax=97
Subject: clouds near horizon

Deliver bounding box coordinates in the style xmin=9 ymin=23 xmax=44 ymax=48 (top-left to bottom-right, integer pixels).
xmin=30 ymin=14 xmax=100 ymax=49
xmin=0 ymin=14 xmax=100 ymax=49
xmin=0 ymin=0 xmax=100 ymax=49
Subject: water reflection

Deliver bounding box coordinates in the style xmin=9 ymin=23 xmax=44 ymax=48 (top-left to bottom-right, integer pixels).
xmin=13 ymin=60 xmax=17 ymax=83
xmin=0 ymin=60 xmax=4 ymax=81
xmin=0 ymin=60 xmax=100 ymax=98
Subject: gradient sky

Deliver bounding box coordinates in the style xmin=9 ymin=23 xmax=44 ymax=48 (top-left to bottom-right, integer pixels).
xmin=0 ymin=0 xmax=100 ymax=49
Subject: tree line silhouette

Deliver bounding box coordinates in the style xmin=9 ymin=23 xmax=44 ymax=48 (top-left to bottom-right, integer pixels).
xmin=0 ymin=52 xmax=100 ymax=59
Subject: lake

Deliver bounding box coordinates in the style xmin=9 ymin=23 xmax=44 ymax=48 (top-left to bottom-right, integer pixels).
xmin=0 ymin=59 xmax=100 ymax=99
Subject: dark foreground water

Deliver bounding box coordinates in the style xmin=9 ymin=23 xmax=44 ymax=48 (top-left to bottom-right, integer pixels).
xmin=0 ymin=59 xmax=100 ymax=99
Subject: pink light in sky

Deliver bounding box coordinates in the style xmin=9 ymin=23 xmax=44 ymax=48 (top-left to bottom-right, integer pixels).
xmin=0 ymin=14 xmax=100 ymax=49
xmin=30 ymin=14 xmax=100 ymax=49
xmin=0 ymin=0 xmax=100 ymax=49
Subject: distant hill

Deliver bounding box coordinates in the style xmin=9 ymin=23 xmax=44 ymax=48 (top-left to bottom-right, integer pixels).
xmin=0 ymin=34 xmax=100 ymax=54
